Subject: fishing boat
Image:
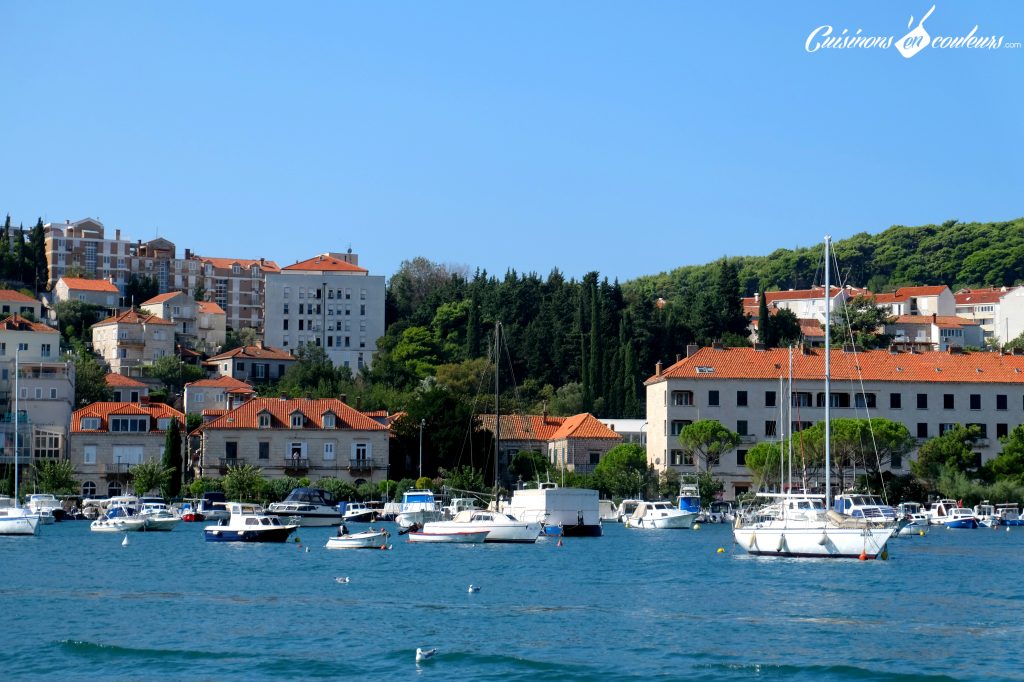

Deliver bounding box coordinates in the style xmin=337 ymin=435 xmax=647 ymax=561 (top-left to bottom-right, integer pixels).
xmin=407 ymin=529 xmax=489 ymax=544
xmin=267 ymin=487 xmax=344 ymax=527
xmin=396 ymin=489 xmax=445 ymax=529
xmin=325 ymin=528 xmax=391 ymax=549
xmin=627 ymin=500 xmax=697 ymax=529
xmin=927 ymin=499 xmax=967 ymax=526
xmin=25 ymin=494 xmax=62 ymax=523
xmin=942 ymin=507 xmax=980 ymax=529
xmin=422 ymin=509 xmax=541 ymax=543
xmin=895 ymin=502 xmax=929 ymax=536
xmin=203 ymin=503 xmax=297 ymax=542
xmin=996 ymin=504 xmax=1024 ymax=526
xmin=707 ymin=500 xmax=736 ymax=524
xmin=616 ymin=499 xmax=642 ymax=523
xmin=342 ymin=501 xmax=378 ymax=523
xmin=676 ymin=482 xmax=702 ymax=523
xmin=138 ymin=501 xmax=181 ymax=531
xmin=732 ymin=236 xmax=896 ymax=559
xmin=973 ymin=502 xmax=1000 ymax=528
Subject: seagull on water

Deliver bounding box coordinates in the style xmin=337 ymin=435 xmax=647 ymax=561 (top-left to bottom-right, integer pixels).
xmin=416 ymin=647 xmax=437 ymax=662
xmin=467 ymin=584 xmax=481 ymax=593
xmin=335 ymin=576 xmax=350 ymax=584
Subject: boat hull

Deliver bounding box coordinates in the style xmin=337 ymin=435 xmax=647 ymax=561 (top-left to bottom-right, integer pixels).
xmin=266 ymin=511 xmax=343 ymax=527
xmin=91 ymin=518 xmax=146 ymax=533
xmin=342 ymin=511 xmax=377 ymax=523
xmin=629 ymin=513 xmax=696 ymax=530
xmin=945 ymin=518 xmax=979 ymax=529
xmin=204 ymin=526 xmax=296 ymax=542
xmin=407 ymin=530 xmax=489 ymax=544
xmin=422 ymin=520 xmax=541 ymax=543
xmin=325 ymin=531 xmax=390 ymax=549
xmin=397 ymin=510 xmax=445 ymax=528
xmin=0 ymin=515 xmax=40 ymax=535
xmin=733 ymin=526 xmax=894 ymax=559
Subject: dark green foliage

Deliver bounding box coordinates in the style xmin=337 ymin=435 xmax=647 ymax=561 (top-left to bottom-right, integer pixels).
xmin=507 ymin=451 xmax=550 ymax=484
xmin=277 ymin=343 xmax=353 ymax=396
xmin=439 ymin=465 xmax=487 ymax=493
xmin=829 ymin=295 xmax=894 ymax=349
xmin=124 ymin=274 xmax=159 ymax=306
xmin=162 ymin=418 xmax=183 ymax=498
xmin=73 ymin=349 xmax=112 ymax=407
xmin=55 ymin=300 xmax=105 ymax=346
xmin=149 ymin=356 xmax=203 ymax=397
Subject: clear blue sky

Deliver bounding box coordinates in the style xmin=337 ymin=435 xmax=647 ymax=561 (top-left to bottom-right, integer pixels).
xmin=1 ymin=1 xmax=1020 ymax=283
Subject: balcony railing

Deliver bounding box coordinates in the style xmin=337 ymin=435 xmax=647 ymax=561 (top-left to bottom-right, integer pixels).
xmin=218 ymin=457 xmax=245 ymax=471
xmin=100 ymin=462 xmax=131 ymax=476
xmin=573 ymin=463 xmax=597 ymax=474
xmin=738 ymin=435 xmax=757 ymax=444
xmin=284 ymin=457 xmax=311 ymax=472
xmin=348 ymin=457 xmax=374 ymax=472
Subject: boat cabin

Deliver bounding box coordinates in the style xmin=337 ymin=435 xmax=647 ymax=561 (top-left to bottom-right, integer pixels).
xmin=833 ymin=494 xmax=897 ymax=520
xmin=677 ymin=485 xmax=701 ymax=514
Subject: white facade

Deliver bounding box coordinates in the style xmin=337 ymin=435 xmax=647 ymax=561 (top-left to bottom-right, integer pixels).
xmin=997 ymin=287 xmax=1024 ymax=346
xmin=263 ymin=254 xmax=386 ymax=371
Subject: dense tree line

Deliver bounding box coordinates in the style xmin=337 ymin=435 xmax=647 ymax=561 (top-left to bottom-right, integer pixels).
xmin=0 ymin=215 xmax=48 ymax=292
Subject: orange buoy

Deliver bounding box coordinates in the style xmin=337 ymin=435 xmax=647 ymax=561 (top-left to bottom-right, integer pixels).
xmin=858 ymin=551 xmax=868 ymax=561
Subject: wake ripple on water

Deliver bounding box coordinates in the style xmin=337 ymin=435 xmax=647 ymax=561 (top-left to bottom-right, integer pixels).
xmin=702 ymin=661 xmax=961 ymax=682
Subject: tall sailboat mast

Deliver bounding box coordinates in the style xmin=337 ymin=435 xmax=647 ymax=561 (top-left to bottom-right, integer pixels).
xmin=824 ymin=235 xmax=832 ymax=508
xmin=494 ymin=321 xmax=500 ymax=506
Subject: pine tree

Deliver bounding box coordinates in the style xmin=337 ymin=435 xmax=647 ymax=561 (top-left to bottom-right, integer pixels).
xmin=13 ymin=224 xmax=27 ymax=285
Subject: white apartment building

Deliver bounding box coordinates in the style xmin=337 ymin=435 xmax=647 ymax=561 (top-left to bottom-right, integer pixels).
xmin=996 ymin=287 xmax=1024 ymax=346
xmin=955 ymin=288 xmax=1011 ymax=342
xmin=91 ymin=310 xmax=175 ymax=375
xmin=263 ymin=252 xmax=386 ymax=371
xmin=645 ymin=345 xmax=1024 ymax=500
xmin=741 ymin=286 xmax=863 ymax=323
xmin=884 ymin=315 xmax=985 ymax=351
xmin=874 ymin=286 xmax=955 ymax=318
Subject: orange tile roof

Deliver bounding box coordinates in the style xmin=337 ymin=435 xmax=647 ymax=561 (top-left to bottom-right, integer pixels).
xmin=283 ymin=254 xmax=368 ymax=273
xmin=71 ymin=402 xmax=184 ymax=432
xmin=206 ymin=345 xmax=293 ymax=362
xmin=93 ymin=309 xmax=174 ymax=326
xmin=104 ymin=373 xmax=147 ymax=388
xmin=740 ymin=286 xmax=857 ymax=309
xmin=955 ymin=288 xmax=1011 ymax=305
xmin=0 ymin=289 xmax=38 ymax=303
xmin=197 ymin=300 xmax=225 ymax=315
xmin=479 ymin=413 xmax=566 ymax=441
xmin=799 ymin=318 xmax=824 ymax=336
xmin=891 ymin=315 xmax=978 ymax=328
xmin=646 ymin=346 xmax=1024 ymax=385
xmin=548 ymin=413 xmax=622 ymax=441
xmin=201 ymin=397 xmax=387 ymax=431
xmin=876 ymin=286 xmax=950 ymax=304
xmin=196 ymin=256 xmax=280 ymax=273
xmin=0 ymin=314 xmax=57 ymax=334
xmin=187 ymin=376 xmax=255 ymax=392
xmin=60 ymin=277 xmax=119 ymax=293
xmin=140 ymin=292 xmax=186 ymax=306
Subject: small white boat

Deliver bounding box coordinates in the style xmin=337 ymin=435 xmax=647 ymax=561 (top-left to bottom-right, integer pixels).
xmin=396 ymin=490 xmax=444 ymax=529
xmin=973 ymin=501 xmax=1000 ymax=528
xmin=325 ymin=528 xmax=391 ymax=549
xmin=707 ymin=500 xmax=736 ymax=524
xmin=598 ymin=499 xmax=619 ymax=523
xmin=628 ymin=500 xmax=698 ymax=529
xmin=0 ymin=497 xmax=41 ymax=535
xmin=407 ymin=529 xmax=489 ymax=544
xmin=616 ymin=499 xmax=642 ymax=523
xmin=443 ymin=497 xmax=481 ymax=519
xmin=26 ymin=494 xmax=62 ymax=524
xmin=204 ymin=503 xmax=298 ymax=542
xmin=342 ymin=501 xmax=378 ymax=523
xmin=996 ymin=503 xmax=1024 ymax=526
xmin=90 ymin=512 xmax=146 ymax=533
xmin=138 ymin=502 xmax=181 ymax=531
xmin=422 ymin=509 xmax=542 ymax=543
xmin=895 ymin=503 xmax=929 ymax=536
xmin=267 ymin=488 xmax=344 ymax=527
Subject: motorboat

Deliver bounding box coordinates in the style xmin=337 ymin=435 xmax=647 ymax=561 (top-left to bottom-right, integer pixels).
xmin=927 ymin=499 xmax=968 ymax=526
xmin=677 ymin=483 xmax=702 ymax=519
xmin=895 ymin=502 xmax=929 ymax=536
xmin=616 ymin=499 xmax=642 ymax=523
xmin=407 ymin=529 xmax=489 ymax=543
xmin=504 ymin=482 xmax=602 ymax=537
xmin=942 ymin=507 xmax=980 ymax=529
xmin=179 ymin=499 xmax=205 ymax=522
xmin=996 ymin=504 xmax=1024 ymax=526
xmin=325 ymin=527 xmax=391 ymax=550
xmin=422 ymin=509 xmax=542 ymax=543
xmin=25 ymin=494 xmax=62 ymax=523
xmin=443 ymin=497 xmax=481 ymax=519
xmin=203 ymin=503 xmax=297 ymax=542
xmin=267 ymin=488 xmax=344 ymax=527
xmin=973 ymin=502 xmax=1000 ymax=528
xmin=733 ymin=493 xmax=895 ymax=558
xmin=138 ymin=501 xmax=181 ymax=531
xmin=627 ymin=500 xmax=698 ymax=529
xmin=197 ymin=491 xmax=230 ymax=523
xmin=342 ymin=501 xmax=378 ymax=523
xmin=832 ymin=494 xmax=900 ymax=528
xmin=0 ymin=496 xmax=41 ymax=535
xmin=396 ymin=489 xmax=444 ymax=529
xmin=90 ymin=505 xmax=146 ymax=533
xmin=107 ymin=495 xmax=140 ymax=516
xmin=598 ymin=499 xmax=619 ymax=523
xmin=707 ymin=500 xmax=736 ymax=524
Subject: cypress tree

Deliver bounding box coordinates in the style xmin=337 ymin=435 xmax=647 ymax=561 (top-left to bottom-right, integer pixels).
xmin=162 ymin=417 xmax=183 ymax=498
xmin=0 ymin=216 xmax=10 ymax=282
xmin=29 ymin=218 xmax=46 ymax=292
xmin=757 ymin=290 xmax=771 ymax=347
xmin=14 ymin=224 xmax=27 ymax=285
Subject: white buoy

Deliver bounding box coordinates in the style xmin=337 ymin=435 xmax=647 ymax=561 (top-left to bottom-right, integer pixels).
xmin=335 ymin=576 xmax=350 ymax=584
xmin=415 ymin=647 xmax=437 ymax=662
xmin=468 ymin=584 xmax=481 ymax=593
xmin=121 ymin=534 xmax=129 ymax=547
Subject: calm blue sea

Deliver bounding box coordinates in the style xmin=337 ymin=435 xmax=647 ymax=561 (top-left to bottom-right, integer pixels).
xmin=1 ymin=520 xmax=1021 ymax=681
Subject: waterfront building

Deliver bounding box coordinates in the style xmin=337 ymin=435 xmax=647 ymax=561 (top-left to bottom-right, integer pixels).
xmin=955 ymin=287 xmax=1013 ymax=343
xmin=193 ymin=397 xmax=389 ymax=484
xmin=263 ymin=252 xmax=385 ymax=371
xmin=69 ymin=401 xmax=184 ymax=498
xmin=741 ymin=286 xmax=864 ymax=323
xmin=203 ymin=343 xmax=294 ymax=383
xmin=884 ymin=314 xmax=985 ymax=351
xmin=996 ymin=286 xmax=1024 ymax=347
xmin=645 ymin=344 xmax=1024 ymax=500
xmin=91 ymin=309 xmax=175 ymax=376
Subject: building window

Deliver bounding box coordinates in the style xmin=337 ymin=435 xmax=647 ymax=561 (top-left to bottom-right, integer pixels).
xmin=764 ymin=420 xmax=777 ymax=437
xmin=997 ymin=394 xmax=1008 ymax=411
xmin=82 ymin=481 xmax=96 ymax=497
xmin=891 ymin=453 xmax=902 ymax=470
xmin=736 ymin=420 xmax=748 ymax=436
xmin=970 ymin=394 xmax=981 ymax=410
xmin=943 ymin=394 xmax=954 ymax=410
xmin=291 ymin=414 xmax=303 ymax=428
xmin=41 ymin=343 xmax=51 ymax=357
xmin=258 ymin=442 xmax=270 ymax=460
xmin=83 ymin=445 xmax=97 ymax=464
xmin=670 ymin=420 xmax=691 ymax=436
xmin=765 ymin=391 xmax=776 ymax=407
xmin=109 ymin=417 xmax=148 ymax=432
xmin=855 ymin=393 xmax=876 ymax=409
xmin=259 ymin=413 xmax=271 ymax=428
xmin=323 ymin=413 xmax=335 ymax=428
xmin=736 ymin=450 xmax=747 ymax=466
xmin=81 ymin=418 xmax=101 ymax=430
xmin=324 ymin=442 xmax=335 ymax=460
xmin=997 ymin=423 xmax=1009 ymax=438
xmin=939 ymin=423 xmax=957 ymax=435
xmin=917 ymin=394 xmax=928 ymax=409
xmin=225 ymin=441 xmax=238 ymax=459
xmin=890 ymin=393 xmax=901 ymax=409
xmin=736 ymin=390 xmax=747 ymax=407
xmin=708 ymin=390 xmax=719 ymax=407
xmin=792 ymin=392 xmax=812 ymax=407
xmin=967 ymin=423 xmax=988 ymax=439
xmin=917 ymin=423 xmax=928 ymax=438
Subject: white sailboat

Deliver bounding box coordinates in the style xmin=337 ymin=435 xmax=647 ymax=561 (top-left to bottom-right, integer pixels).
xmin=0 ymin=350 xmax=40 ymax=536
xmin=732 ymin=235 xmax=895 ymax=559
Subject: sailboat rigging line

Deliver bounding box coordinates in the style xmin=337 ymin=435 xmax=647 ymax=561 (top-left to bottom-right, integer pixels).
xmin=828 ymin=245 xmax=890 ymax=507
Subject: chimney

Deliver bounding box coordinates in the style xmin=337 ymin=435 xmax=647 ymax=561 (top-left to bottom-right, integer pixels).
xmin=185 ymin=248 xmax=191 ymax=260
xmin=260 ymin=257 xmax=265 ymax=266
xmin=255 ymin=339 xmax=263 ymax=349
xmin=115 ymin=229 xmax=120 ymax=240
xmin=932 ymin=313 xmax=937 ymax=323
xmin=686 ymin=344 xmax=699 ymax=357
xmin=889 ymin=344 xmax=899 ymax=354
xmin=754 ymin=342 xmax=765 ymax=351
xmin=675 ymin=354 xmax=681 ymax=363
xmin=754 ymin=292 xmax=759 ymax=302
xmin=655 ymin=361 xmax=663 ymax=377
xmin=542 ymin=400 xmax=548 ymax=424
xmin=340 ymin=393 xmax=347 ymax=404
xmin=711 ymin=341 xmax=724 ymax=350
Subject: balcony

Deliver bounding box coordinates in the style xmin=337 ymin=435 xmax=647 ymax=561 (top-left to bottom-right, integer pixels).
xmin=100 ymin=462 xmax=131 ymax=477
xmin=218 ymin=457 xmax=245 ymax=472
xmin=284 ymin=457 xmax=311 ymax=474
xmin=348 ymin=457 xmax=374 ymax=473
xmin=738 ymin=435 xmax=757 ymax=444
xmin=116 ymin=335 xmax=146 ymax=347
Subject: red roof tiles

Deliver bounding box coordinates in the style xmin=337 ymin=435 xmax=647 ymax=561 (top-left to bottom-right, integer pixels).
xmin=955 ymin=288 xmax=1011 ymax=305
xmin=283 ymin=254 xmax=368 ymax=273
xmin=72 ymin=402 xmax=184 ymax=432
xmin=93 ymin=309 xmax=174 ymax=327
xmin=104 ymin=374 xmax=147 ymax=388
xmin=206 ymin=345 xmax=293 ymax=362
xmin=60 ymin=277 xmax=119 ymax=293
xmin=0 ymin=289 xmax=38 ymax=303
xmin=196 ymin=257 xmax=280 ymax=273
xmin=187 ymin=376 xmax=255 ymax=392
xmin=0 ymin=314 xmax=57 ymax=334
xmin=548 ymin=413 xmax=622 ymax=441
xmin=201 ymin=397 xmax=387 ymax=431
xmin=197 ymin=301 xmax=225 ymax=315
